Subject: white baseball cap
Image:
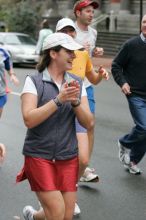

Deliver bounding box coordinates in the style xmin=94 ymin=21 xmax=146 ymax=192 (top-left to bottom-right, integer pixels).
xmin=56 ymin=18 xmax=76 ymax=32
xmin=42 ymin=32 xmax=82 ymax=51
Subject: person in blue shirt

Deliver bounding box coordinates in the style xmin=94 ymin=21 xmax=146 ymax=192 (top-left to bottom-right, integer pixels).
xmin=0 ymin=47 xmax=19 ymax=164
xmin=0 ymin=47 xmax=19 ymax=118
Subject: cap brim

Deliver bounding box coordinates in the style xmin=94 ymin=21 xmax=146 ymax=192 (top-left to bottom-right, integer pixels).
xmin=61 ymin=42 xmax=83 ymax=51
xmin=56 ymin=24 xmax=76 ymax=31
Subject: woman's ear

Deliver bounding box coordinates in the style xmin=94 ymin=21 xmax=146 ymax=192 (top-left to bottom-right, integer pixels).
xmin=50 ymin=50 xmax=57 ymax=59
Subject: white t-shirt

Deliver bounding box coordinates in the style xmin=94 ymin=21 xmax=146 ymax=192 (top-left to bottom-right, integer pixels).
xmin=75 ymin=22 xmax=97 ymax=88
xmin=22 ymin=76 xmax=87 ymax=97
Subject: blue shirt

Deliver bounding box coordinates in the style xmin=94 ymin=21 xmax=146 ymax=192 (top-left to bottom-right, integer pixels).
xmin=0 ymin=48 xmax=11 ymax=96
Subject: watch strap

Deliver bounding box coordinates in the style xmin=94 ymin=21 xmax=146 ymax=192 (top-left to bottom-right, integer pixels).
xmin=53 ymin=96 xmax=62 ymax=107
xmin=71 ymin=99 xmax=81 ymax=108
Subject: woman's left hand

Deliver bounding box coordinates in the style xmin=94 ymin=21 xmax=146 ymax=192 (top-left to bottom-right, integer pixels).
xmin=57 ymin=81 xmax=80 ymax=104
xmin=67 ymin=81 xmax=80 ymax=106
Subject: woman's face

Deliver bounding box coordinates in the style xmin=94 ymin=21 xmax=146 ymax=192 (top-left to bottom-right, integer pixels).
xmin=61 ymin=26 xmax=76 ymax=39
xmin=53 ymin=48 xmax=76 ymax=71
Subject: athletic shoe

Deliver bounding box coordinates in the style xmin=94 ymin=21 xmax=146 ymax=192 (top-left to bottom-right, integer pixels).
xmin=85 ymin=166 xmax=95 ymax=173
xmin=124 ymin=162 xmax=142 ymax=175
xmin=74 ymin=203 xmax=81 ymax=216
xmin=118 ymin=140 xmax=130 ymax=165
xmin=80 ymin=167 xmax=99 ymax=182
xmin=23 ymin=206 xmax=36 ymax=220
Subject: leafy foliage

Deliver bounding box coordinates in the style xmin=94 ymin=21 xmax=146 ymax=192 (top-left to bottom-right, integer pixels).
xmin=5 ymin=1 xmax=39 ymax=37
xmin=0 ymin=0 xmax=53 ymax=38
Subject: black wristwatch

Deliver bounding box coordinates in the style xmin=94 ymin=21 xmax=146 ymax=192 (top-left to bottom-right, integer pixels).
xmin=53 ymin=96 xmax=62 ymax=108
xmin=71 ymin=99 xmax=81 ymax=108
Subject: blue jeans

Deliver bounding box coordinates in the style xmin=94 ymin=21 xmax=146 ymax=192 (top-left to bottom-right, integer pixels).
xmin=119 ymin=95 xmax=146 ymax=164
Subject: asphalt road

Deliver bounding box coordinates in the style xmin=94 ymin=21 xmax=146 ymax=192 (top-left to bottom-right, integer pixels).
xmin=0 ymin=67 xmax=146 ymax=220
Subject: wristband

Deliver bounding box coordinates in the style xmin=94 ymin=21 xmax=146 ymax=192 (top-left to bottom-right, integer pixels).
xmin=71 ymin=99 xmax=81 ymax=108
xmin=53 ymin=96 xmax=62 ymax=108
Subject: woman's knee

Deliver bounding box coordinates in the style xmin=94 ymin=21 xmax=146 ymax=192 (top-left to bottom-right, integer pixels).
xmin=51 ymin=209 xmax=65 ymax=220
xmin=64 ymin=216 xmax=73 ymax=220
xmin=37 ymin=192 xmax=65 ymax=220
xmin=43 ymin=203 xmax=65 ymax=220
xmin=63 ymin=193 xmax=76 ymax=220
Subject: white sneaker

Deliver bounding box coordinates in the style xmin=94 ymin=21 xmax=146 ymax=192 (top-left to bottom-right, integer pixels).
xmin=85 ymin=166 xmax=95 ymax=173
xmin=124 ymin=162 xmax=142 ymax=175
xmin=80 ymin=167 xmax=99 ymax=182
xmin=118 ymin=140 xmax=130 ymax=165
xmin=74 ymin=203 xmax=81 ymax=216
xmin=23 ymin=206 xmax=36 ymax=220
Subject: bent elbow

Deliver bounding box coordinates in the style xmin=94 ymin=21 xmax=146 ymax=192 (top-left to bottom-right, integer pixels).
xmin=89 ymin=78 xmax=99 ymax=85
xmin=23 ymin=117 xmax=34 ymax=129
xmin=24 ymin=121 xmax=32 ymax=129
xmin=26 ymin=124 xmax=34 ymax=129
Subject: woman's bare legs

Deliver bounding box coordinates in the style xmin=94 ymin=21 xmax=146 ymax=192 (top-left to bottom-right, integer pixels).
xmin=62 ymin=191 xmax=76 ymax=220
xmin=77 ymin=133 xmax=89 ymax=179
xmin=36 ymin=191 xmax=65 ymax=220
xmin=33 ymin=191 xmax=76 ymax=220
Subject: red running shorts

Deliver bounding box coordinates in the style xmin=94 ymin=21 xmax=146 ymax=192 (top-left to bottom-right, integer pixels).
xmin=16 ymin=156 xmax=79 ymax=192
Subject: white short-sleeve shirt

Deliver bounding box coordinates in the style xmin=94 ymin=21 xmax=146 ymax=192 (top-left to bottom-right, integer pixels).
xmin=22 ymin=76 xmax=87 ymax=97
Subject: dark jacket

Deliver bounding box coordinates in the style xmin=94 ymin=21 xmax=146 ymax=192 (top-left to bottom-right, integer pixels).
xmin=111 ymin=36 xmax=146 ymax=97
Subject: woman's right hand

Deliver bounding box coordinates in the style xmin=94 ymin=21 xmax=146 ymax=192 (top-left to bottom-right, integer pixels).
xmin=57 ymin=81 xmax=80 ymax=104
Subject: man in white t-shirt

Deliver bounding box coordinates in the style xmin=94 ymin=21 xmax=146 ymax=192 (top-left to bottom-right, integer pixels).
xmin=73 ymin=0 xmax=103 ymax=182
